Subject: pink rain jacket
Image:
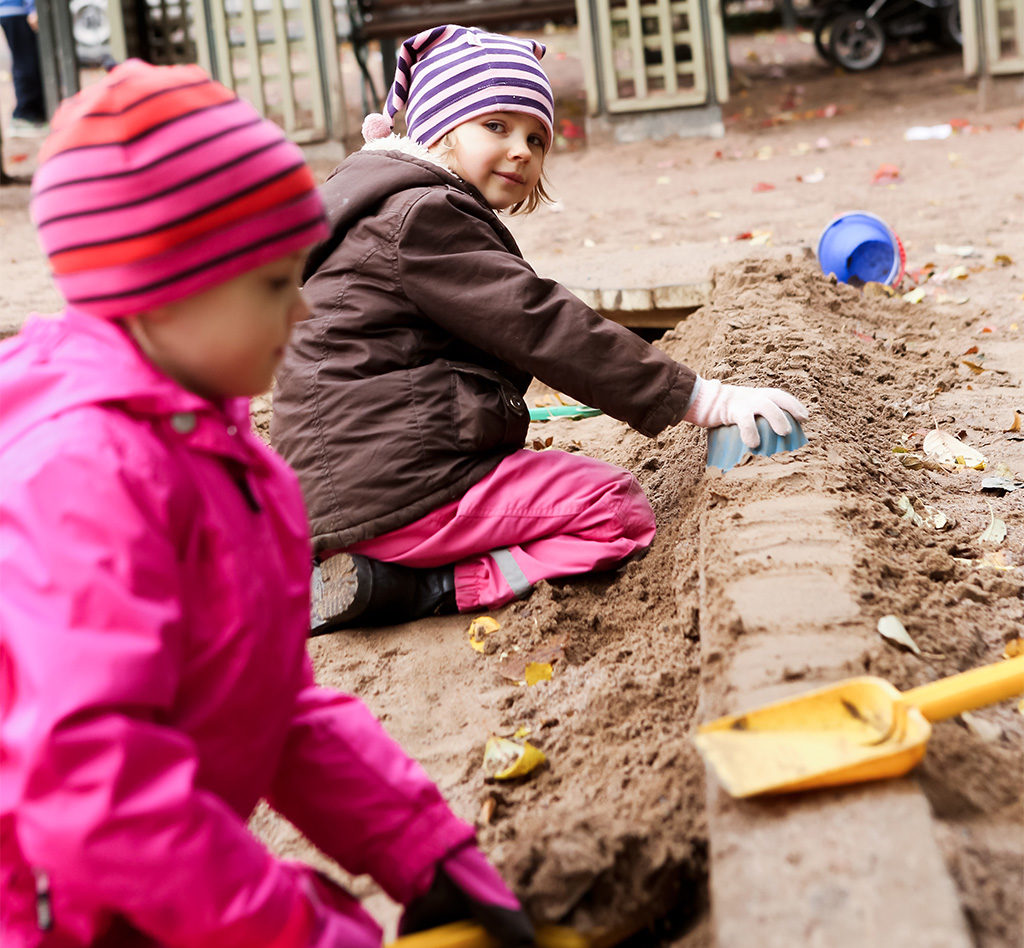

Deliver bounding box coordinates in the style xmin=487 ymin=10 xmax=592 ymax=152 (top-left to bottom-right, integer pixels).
xmin=0 ymin=310 xmax=474 ymax=947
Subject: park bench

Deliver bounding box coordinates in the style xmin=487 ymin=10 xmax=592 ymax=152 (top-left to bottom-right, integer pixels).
xmin=346 ymin=0 xmax=578 ymax=110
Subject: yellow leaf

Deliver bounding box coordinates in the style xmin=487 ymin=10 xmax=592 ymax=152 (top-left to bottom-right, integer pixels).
xmin=525 ymin=662 xmax=553 ymax=686
xmin=1003 ymin=638 xmax=1024 ymax=659
xmin=1005 ymin=411 xmax=1022 ymax=434
xmin=994 ymin=254 xmax=1013 ymax=267
xmin=468 ymin=616 xmax=500 ymax=652
xmin=902 ymin=287 xmax=927 ymax=303
xmin=482 ymin=736 xmax=546 ymax=780
xmin=961 ymin=359 xmax=986 ymax=374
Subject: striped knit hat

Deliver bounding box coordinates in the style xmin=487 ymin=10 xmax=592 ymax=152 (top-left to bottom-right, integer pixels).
xmin=362 ymin=24 xmax=554 ymax=149
xmin=31 ymin=60 xmax=329 ymax=319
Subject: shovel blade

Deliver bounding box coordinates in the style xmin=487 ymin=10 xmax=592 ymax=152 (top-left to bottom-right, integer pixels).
xmin=695 ymin=677 xmax=932 ymax=797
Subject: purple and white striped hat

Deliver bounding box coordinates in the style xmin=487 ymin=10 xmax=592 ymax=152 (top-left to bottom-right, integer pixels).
xmin=361 ymin=24 xmax=555 ymax=149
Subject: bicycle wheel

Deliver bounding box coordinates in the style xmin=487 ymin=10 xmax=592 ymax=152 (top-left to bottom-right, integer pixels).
xmin=829 ymin=11 xmax=887 ymax=71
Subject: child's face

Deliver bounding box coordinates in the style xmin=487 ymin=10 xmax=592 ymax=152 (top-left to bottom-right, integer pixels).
xmin=438 ymin=112 xmax=548 ymax=210
xmin=130 ymin=250 xmax=309 ymax=400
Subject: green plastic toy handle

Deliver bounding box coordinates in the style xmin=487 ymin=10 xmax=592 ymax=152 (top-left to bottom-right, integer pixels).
xmin=528 ymin=405 xmax=603 ymax=421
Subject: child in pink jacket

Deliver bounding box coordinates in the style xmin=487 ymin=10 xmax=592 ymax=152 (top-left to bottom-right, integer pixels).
xmin=0 ymin=61 xmax=533 ymax=948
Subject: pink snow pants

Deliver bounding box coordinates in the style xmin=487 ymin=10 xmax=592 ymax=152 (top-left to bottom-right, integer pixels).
xmin=344 ymin=449 xmax=656 ymax=611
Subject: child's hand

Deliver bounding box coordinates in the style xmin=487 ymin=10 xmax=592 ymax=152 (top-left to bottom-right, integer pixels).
xmin=683 ymin=376 xmax=809 ymax=449
xmin=400 ymin=841 xmax=535 ymax=947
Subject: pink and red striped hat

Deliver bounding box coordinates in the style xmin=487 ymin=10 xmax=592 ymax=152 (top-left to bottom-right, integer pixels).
xmin=30 ymin=60 xmax=328 ymax=319
xmin=362 ymin=24 xmax=555 ymax=149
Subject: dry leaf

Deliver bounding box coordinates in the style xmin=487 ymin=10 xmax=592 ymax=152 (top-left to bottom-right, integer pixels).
xmin=525 ymin=662 xmax=553 ymax=686
xmin=896 ymin=452 xmax=956 ymax=473
xmin=902 ymin=287 xmax=927 ymax=303
xmin=978 ymin=550 xmax=1014 ymax=570
xmin=961 ymin=360 xmax=986 ymax=374
xmin=981 ymin=476 xmax=1024 ymax=494
xmin=960 ymin=711 xmax=1002 ymax=742
xmin=482 ymin=735 xmax=546 ymax=781
xmin=897 ymin=495 xmax=923 ymax=526
xmin=478 ymin=795 xmax=497 ymax=824
xmin=468 ymin=616 xmax=500 ymax=653
xmin=877 ymin=614 xmax=922 ymax=656
xmin=895 ymin=495 xmax=950 ymax=529
xmin=1004 ymin=411 xmax=1022 ymax=433
xmin=994 ymin=254 xmax=1013 ymax=266
xmin=1003 ymin=638 xmax=1024 ymax=659
xmin=922 ymin=430 xmax=987 ymax=469
xmin=978 ymin=505 xmax=1007 ymax=544
xmin=497 ymin=635 xmax=568 ymax=682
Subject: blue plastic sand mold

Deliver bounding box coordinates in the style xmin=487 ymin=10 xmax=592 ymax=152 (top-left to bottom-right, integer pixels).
xmin=706 ymin=412 xmax=809 ymax=472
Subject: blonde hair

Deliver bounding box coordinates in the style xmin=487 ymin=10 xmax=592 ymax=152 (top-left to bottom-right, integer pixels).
xmin=431 ymin=130 xmax=553 ymax=216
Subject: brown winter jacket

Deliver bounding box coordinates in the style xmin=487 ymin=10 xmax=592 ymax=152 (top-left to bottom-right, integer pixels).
xmin=271 ymin=139 xmax=697 ymax=554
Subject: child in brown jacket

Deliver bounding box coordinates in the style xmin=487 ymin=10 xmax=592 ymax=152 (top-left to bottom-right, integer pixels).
xmin=271 ymin=24 xmax=807 ymax=632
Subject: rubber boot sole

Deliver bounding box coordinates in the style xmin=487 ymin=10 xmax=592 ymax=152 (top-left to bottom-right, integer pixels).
xmin=309 ymin=554 xmax=372 ymax=635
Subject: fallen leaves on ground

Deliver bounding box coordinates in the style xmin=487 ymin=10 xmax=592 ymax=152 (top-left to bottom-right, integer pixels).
xmin=877 ymin=614 xmax=922 ymax=656
xmin=897 ymin=494 xmax=953 ymax=530
xmin=497 ymin=634 xmax=568 ymax=683
xmin=525 ymin=662 xmax=553 ymax=686
xmin=922 ymin=430 xmax=986 ymax=469
xmin=1004 ymin=638 xmax=1024 ymax=659
xmin=468 ymin=616 xmax=500 ymax=653
xmin=872 ymin=163 xmax=901 ymax=184
xmin=978 ymin=505 xmax=1007 ymax=545
xmin=482 ymin=735 xmax=547 ymax=781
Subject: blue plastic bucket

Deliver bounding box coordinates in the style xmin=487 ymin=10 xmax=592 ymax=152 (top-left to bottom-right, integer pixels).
xmin=817 ymin=211 xmax=905 ymax=286
xmin=706 ymin=412 xmax=809 ymax=472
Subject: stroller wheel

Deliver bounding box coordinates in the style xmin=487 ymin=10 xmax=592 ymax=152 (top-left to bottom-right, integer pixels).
xmin=812 ymin=16 xmax=835 ymax=63
xmin=829 ymin=11 xmax=887 ymax=70
xmin=939 ymin=2 xmax=962 ymax=47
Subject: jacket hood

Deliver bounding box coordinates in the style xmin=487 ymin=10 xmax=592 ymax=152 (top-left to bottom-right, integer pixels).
xmin=302 ymin=136 xmax=491 ymax=282
xmin=0 ymin=308 xmax=249 ymax=454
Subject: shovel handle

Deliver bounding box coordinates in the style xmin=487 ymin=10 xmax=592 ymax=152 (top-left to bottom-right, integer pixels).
xmin=388 ymin=922 xmax=589 ymax=948
xmin=902 ymin=655 xmax=1024 ymax=722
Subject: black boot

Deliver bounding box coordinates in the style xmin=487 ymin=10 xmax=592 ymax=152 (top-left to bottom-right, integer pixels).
xmin=310 ymin=554 xmax=457 ymax=635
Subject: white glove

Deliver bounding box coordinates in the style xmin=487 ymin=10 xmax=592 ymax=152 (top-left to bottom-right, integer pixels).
xmin=683 ymin=376 xmax=809 ymax=449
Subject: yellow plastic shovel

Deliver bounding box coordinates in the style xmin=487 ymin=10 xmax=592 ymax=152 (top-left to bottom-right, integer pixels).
xmin=389 ymin=921 xmax=590 ymax=948
xmin=695 ymin=656 xmax=1024 ymax=798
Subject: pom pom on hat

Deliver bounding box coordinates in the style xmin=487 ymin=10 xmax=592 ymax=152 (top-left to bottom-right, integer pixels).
xmin=30 ymin=59 xmax=329 ymax=319
xmin=377 ymin=24 xmax=554 ymax=149
xmin=361 ymin=112 xmax=394 ymax=143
